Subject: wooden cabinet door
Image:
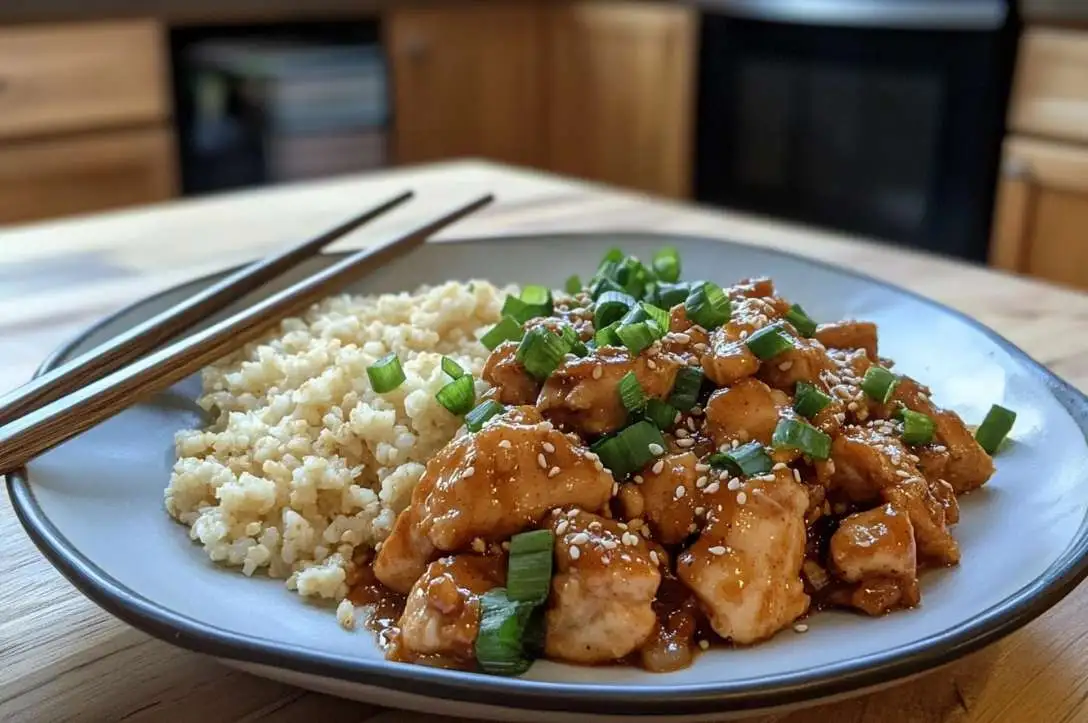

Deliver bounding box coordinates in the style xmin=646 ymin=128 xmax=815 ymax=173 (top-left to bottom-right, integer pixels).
xmin=0 ymin=128 xmax=176 ymax=226
xmin=386 ymin=3 xmax=546 ymax=167
xmin=990 ymin=136 xmax=1088 ymax=290
xmin=545 ymin=2 xmax=697 ymax=198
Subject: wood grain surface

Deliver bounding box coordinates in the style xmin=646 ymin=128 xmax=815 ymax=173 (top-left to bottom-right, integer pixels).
xmin=1 ymin=161 xmax=1087 ymax=723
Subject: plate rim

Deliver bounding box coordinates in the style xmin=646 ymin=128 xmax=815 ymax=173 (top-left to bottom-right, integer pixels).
xmin=9 ymin=231 xmax=1088 ymax=717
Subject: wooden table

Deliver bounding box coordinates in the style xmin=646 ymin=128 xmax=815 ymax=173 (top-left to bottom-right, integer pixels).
xmin=2 ymin=161 xmax=1087 ymax=723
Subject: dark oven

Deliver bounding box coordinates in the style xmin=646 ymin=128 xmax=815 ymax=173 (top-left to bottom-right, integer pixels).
xmin=695 ymin=1 xmax=1018 ymax=262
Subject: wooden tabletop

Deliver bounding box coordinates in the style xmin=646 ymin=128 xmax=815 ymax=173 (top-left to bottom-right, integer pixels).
xmin=2 ymin=160 xmax=1087 ymax=723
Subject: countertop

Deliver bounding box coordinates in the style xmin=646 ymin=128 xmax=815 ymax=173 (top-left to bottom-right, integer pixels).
xmin=2 ymin=160 xmax=1088 ymax=723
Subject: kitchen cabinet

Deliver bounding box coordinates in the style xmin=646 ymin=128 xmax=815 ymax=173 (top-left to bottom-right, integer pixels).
xmin=386 ymin=2 xmax=547 ymax=168
xmin=546 ymin=2 xmax=697 ymax=198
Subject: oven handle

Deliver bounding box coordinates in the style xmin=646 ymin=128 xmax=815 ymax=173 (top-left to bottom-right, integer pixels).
xmin=697 ymin=0 xmax=1008 ymax=31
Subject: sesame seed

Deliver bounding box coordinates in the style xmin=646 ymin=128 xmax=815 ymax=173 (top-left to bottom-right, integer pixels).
xmin=695 ymin=463 xmax=710 ymax=472
xmin=675 ymin=485 xmax=687 ymax=499
xmin=718 ymin=470 xmax=729 ymax=481
xmin=676 ymin=438 xmax=695 ymax=448
xmin=648 ymin=443 xmax=665 ymax=456
xmin=772 ymin=462 xmax=788 ymax=471
xmin=463 ymin=466 xmax=475 ymax=478
xmin=567 ymin=509 xmax=579 ymax=518
xmin=695 ymin=506 xmax=706 ymax=516
xmin=731 ymin=439 xmax=740 ymax=449
xmin=617 ymin=522 xmax=628 ymax=529
xmin=847 ymin=401 xmax=858 ymax=411
xmin=895 ymin=469 xmax=910 ymax=478
xmin=698 ymin=640 xmax=710 ymax=651
xmin=647 ymin=359 xmax=658 ymax=370
xmin=793 ymin=469 xmax=802 ymax=482
xmin=569 ymin=546 xmax=581 ymax=560
xmin=556 ymin=520 xmax=569 ymax=535
xmin=778 ymin=361 xmax=793 ymax=371
xmin=634 ymin=474 xmax=645 ymax=484
xmin=549 ymin=466 xmax=561 ymax=478
xmin=827 ymin=460 xmax=836 ymax=474
xmin=727 ymin=478 xmax=742 ymax=491
xmin=693 ymin=342 xmax=708 ymax=353
xmin=594 ymin=460 xmax=604 ymax=471
xmin=501 ymin=541 xmax=510 ymax=551
xmin=688 ymin=522 xmax=698 ymax=533
xmin=652 ymin=460 xmax=664 ymax=474
xmin=650 ymin=550 xmax=660 ymax=565
xmin=705 ymin=482 xmax=721 ymax=494
xmin=592 ymin=365 xmax=603 ymax=380
xmin=674 ymin=411 xmax=683 ymax=424
xmin=640 ymin=526 xmax=652 ymax=538
xmin=471 ymin=538 xmax=486 ymax=553
xmin=695 ymin=476 xmax=708 ymax=488
xmin=612 ymin=481 xmax=619 ymax=496
xmin=499 ymin=440 xmax=512 ymax=449
xmin=589 ymin=521 xmax=602 ymax=531
xmin=602 ymin=539 xmax=618 ymax=550
xmin=676 ymin=428 xmax=689 ymax=438
xmin=673 ymin=332 xmax=691 ymax=343
xmin=542 ymin=442 xmax=556 ymax=453
xmin=793 ymin=623 xmax=809 ymax=633
xmin=691 ymin=405 xmax=704 ymax=415
xmin=708 ymin=546 xmax=726 ymax=556
xmin=739 ymin=330 xmax=749 ymax=340
xmin=622 ymin=532 xmax=640 ymax=546
xmin=538 ymin=453 xmax=548 ymax=469
xmin=374 ymin=541 xmax=384 ymax=552
xmin=908 ymin=454 xmax=920 ymax=463
xmin=571 ymin=532 xmax=590 ymax=545
xmin=687 ymin=417 xmax=698 ymax=431
xmin=737 ymin=491 xmax=748 ymax=504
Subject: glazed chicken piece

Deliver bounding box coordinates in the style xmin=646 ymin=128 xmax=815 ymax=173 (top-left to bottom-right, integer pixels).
xmin=829 ymin=503 xmax=920 ymax=615
xmin=757 ymin=336 xmax=836 ymax=392
xmin=617 ymin=451 xmax=701 ymax=544
xmin=699 ymin=296 xmax=784 ymax=386
xmin=545 ymin=510 xmax=661 ymax=664
xmin=676 ymin=468 xmax=810 ymax=644
xmin=538 ymin=345 xmax=682 ymax=436
xmin=481 ymin=341 xmax=540 ymax=406
xmin=884 ymin=474 xmax=960 ymax=565
xmin=727 ymin=276 xmax=780 ymax=301
xmin=704 ymin=378 xmax=790 ymax=448
xmin=815 ymin=320 xmax=879 ymax=361
xmin=397 ymin=554 xmax=505 ymax=663
xmin=374 ymin=407 xmax=614 ymax=593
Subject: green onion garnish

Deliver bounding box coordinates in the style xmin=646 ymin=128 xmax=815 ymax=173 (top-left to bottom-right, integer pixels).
xmin=793 ymin=381 xmax=831 ymax=418
xmin=707 ymin=441 xmax=773 ymax=477
xmin=466 ymin=400 xmax=504 ymax=432
xmin=367 ymin=353 xmax=406 ymax=393
xmin=516 ymin=326 xmax=570 ymax=380
xmin=861 ymin=366 xmax=899 ymax=403
xmin=650 ymin=281 xmax=692 ymax=310
xmin=442 ymin=356 xmax=465 ymax=379
xmin=507 ymin=530 xmax=555 ymax=604
xmin=785 ymin=304 xmax=817 ymax=337
xmin=481 ymin=316 xmax=524 ymax=350
xmin=668 ymin=366 xmax=704 ymax=411
xmin=615 ymin=320 xmax=661 ymax=356
xmin=475 ymin=588 xmax=537 ymax=676
xmin=746 ymin=322 xmax=795 ymax=360
xmin=900 ymin=409 xmax=936 ymax=445
xmin=640 ymin=302 xmax=670 ymax=332
xmin=589 ymin=276 xmax=624 ymax=299
xmin=975 ymin=404 xmax=1016 ymax=454
xmin=502 ymin=286 xmax=553 ymax=323
xmin=595 ymin=321 xmax=621 ymax=347
xmin=565 ymin=275 xmax=582 ymax=295
xmin=602 ymin=248 xmax=624 ymax=265
xmin=615 ymin=256 xmax=652 ymax=299
xmin=652 ymin=247 xmax=681 ymax=283
xmin=594 ymin=290 xmax=637 ymax=330
xmin=644 ymin=398 xmax=677 ymax=430
xmin=436 ymin=375 xmax=475 ymax=415
xmin=772 ymin=417 xmax=832 ymax=460
xmin=591 ymin=420 xmax=667 ymax=478
xmin=684 ymin=282 xmax=731 ymax=330
xmin=618 ymin=371 xmax=646 ymax=412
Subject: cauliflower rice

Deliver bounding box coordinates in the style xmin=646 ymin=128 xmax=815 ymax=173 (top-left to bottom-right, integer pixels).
xmin=165 ymin=280 xmax=511 ymax=604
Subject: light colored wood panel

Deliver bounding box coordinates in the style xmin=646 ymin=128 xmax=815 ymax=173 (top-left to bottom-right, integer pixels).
xmin=1005 ymin=136 xmax=1088 ymax=194
xmin=1009 ymin=27 xmax=1088 ymax=144
xmin=1023 ymin=187 xmax=1088 ymax=289
xmin=989 ymin=175 xmax=1033 ymax=272
xmin=386 ymin=3 xmax=546 ymax=168
xmin=0 ymin=20 xmax=170 ymax=141
xmin=0 ymin=128 xmax=177 ymax=226
xmin=545 ymin=1 xmax=697 ymax=199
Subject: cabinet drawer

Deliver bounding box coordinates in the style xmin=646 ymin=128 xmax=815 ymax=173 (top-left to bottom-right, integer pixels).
xmin=0 ymin=128 xmax=177 ymax=226
xmin=0 ymin=21 xmax=170 ymax=141
xmin=1009 ymin=28 xmax=1088 ymax=144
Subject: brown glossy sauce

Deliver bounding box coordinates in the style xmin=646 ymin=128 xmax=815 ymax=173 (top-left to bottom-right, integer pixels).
xmin=347 ymin=553 xmax=406 ymax=653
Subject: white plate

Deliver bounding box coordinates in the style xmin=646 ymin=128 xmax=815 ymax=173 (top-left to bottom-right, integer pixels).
xmin=10 ymin=233 xmax=1088 ymax=721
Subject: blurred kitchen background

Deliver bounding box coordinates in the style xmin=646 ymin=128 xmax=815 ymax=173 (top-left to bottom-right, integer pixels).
xmin=0 ymin=1 xmax=1085 ymax=288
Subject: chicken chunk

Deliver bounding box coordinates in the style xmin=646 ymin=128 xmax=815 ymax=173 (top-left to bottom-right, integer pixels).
xmin=538 ymin=346 xmax=682 ymax=436
xmin=397 ymin=555 xmax=505 ymax=663
xmin=829 ymin=504 xmax=919 ymax=615
xmin=374 ymin=407 xmax=614 ymax=593
xmin=704 ymin=378 xmax=790 ymax=448
xmin=618 ymin=451 xmax=701 ymax=544
xmin=544 ymin=510 xmax=661 ymax=664
xmin=884 ymin=474 xmax=960 ymax=565
xmin=677 ymin=469 xmax=810 ymax=644
xmin=815 ymin=320 xmax=879 ymax=360
xmin=481 ymin=342 xmax=540 ymax=406
xmin=699 ymin=296 xmax=785 ymax=386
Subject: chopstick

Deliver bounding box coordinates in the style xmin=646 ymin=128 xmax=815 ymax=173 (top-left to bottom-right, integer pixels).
xmin=0 ymin=190 xmax=414 ymax=426
xmin=0 ymin=193 xmax=494 ymax=475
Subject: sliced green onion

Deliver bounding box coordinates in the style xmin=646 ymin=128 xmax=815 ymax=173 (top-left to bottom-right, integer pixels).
xmin=466 ymin=400 xmax=504 ymax=432
xmin=900 ymin=410 xmax=936 ymax=445
xmin=707 ymin=441 xmax=773 ymax=477
xmin=793 ymin=381 xmax=831 ymax=418
xmin=785 ymin=304 xmax=817 ymax=337
xmin=861 ymin=366 xmax=899 ymax=403
xmin=367 ymin=353 xmax=406 ymax=393
xmin=668 ymin=366 xmax=704 ymax=411
xmin=976 ymin=404 xmax=1016 ymax=454
xmin=618 ymin=371 xmax=646 ymax=412
xmin=615 ymin=320 xmax=660 ymax=356
xmin=652 ymin=247 xmax=681 ymax=283
xmin=589 ymin=275 xmax=625 ymax=299
xmin=594 ymin=290 xmax=637 ymax=330
xmin=640 ymin=302 xmax=670 ymax=332
xmin=521 ymin=284 xmax=550 ymax=306
xmin=507 ymin=530 xmax=555 ymax=604
xmin=644 ymin=398 xmax=677 ymax=430
xmin=615 ymin=256 xmax=652 ymax=299
xmin=772 ymin=418 xmax=832 ymax=460
xmin=591 ymin=420 xmax=667 ymax=478
xmin=481 ymin=316 xmax=524 ymax=351
xmin=602 ymin=247 xmax=624 ymax=265
xmin=651 ymin=281 xmax=692 ymax=310
xmin=565 ymin=275 xmax=582 ymax=295
xmin=442 ymin=356 xmax=465 ymax=379
xmin=516 ymin=326 xmax=569 ymax=380
xmin=745 ymin=322 xmax=795 ymax=360
xmin=502 ymin=286 xmax=553 ymax=323
xmin=595 ymin=321 xmax=621 ymax=347
xmin=684 ymin=282 xmax=731 ymax=330
xmin=475 ymin=588 xmax=536 ymax=676
xmin=436 ymin=375 xmax=475 ymax=415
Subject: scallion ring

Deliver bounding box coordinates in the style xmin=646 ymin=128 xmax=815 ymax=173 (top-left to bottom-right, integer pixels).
xmin=772 ymin=417 xmax=832 ymax=460
xmin=793 ymin=381 xmax=831 ymax=418
xmin=481 ymin=316 xmax=524 ymax=351
xmin=861 ymin=366 xmax=899 ymax=403
xmin=652 ymin=246 xmax=681 ymax=283
xmin=475 ymin=588 xmax=536 ymax=676
xmin=367 ymin=353 xmax=406 ymax=393
xmin=784 ymin=304 xmax=817 ymax=337
xmin=684 ymin=282 xmax=731 ymax=330
xmin=668 ymin=366 xmax=704 ymax=411
xmin=707 ymin=441 xmax=773 ymax=477
xmin=900 ymin=409 xmax=936 ymax=445
xmin=975 ymin=404 xmax=1016 ymax=454
xmin=465 ymin=399 xmax=505 ymax=433
xmin=442 ymin=356 xmax=465 ymax=379
xmin=507 ymin=530 xmax=555 ymax=604
xmin=618 ymin=371 xmax=647 ymax=412
xmin=436 ymin=375 xmax=475 ymax=416
xmin=745 ymin=322 xmax=795 ymax=360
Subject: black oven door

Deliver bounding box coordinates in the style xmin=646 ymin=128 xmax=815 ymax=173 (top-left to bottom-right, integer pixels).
xmin=695 ymin=2 xmax=1016 ymax=262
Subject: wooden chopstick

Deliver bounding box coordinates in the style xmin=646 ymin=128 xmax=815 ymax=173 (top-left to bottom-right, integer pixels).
xmin=0 ymin=193 xmax=494 ymax=475
xmin=0 ymin=190 xmax=413 ymax=426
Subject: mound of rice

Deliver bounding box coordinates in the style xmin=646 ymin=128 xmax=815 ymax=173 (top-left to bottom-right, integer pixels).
xmin=165 ymin=280 xmax=511 ymax=602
